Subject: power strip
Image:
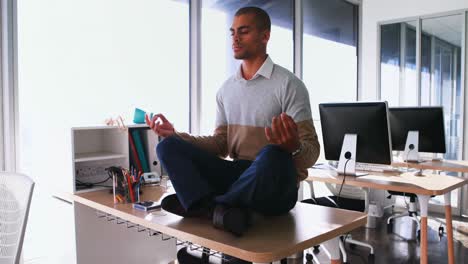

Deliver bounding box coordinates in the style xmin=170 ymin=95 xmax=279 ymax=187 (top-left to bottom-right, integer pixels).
xmin=75 ymin=160 xmax=126 ymax=186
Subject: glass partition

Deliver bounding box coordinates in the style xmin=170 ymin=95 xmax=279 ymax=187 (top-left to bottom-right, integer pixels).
xmin=422 ymin=14 xmax=463 ymax=161
xmin=380 ymin=21 xmax=418 ymax=106
xmin=379 ymin=13 xmax=465 ymax=214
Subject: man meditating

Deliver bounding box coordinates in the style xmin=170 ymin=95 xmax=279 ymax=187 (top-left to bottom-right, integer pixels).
xmin=146 ymin=6 xmax=320 ymax=237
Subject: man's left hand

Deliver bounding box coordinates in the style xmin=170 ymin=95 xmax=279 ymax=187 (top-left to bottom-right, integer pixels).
xmin=265 ymin=113 xmax=300 ymax=153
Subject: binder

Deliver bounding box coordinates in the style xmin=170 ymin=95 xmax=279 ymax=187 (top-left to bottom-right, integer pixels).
xmin=131 ymin=130 xmax=150 ymax=173
xmin=128 ymin=133 xmax=143 ymax=173
xmin=144 ymin=129 xmax=162 ymax=174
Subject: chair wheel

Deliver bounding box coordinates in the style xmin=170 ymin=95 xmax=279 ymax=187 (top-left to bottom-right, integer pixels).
xmin=313 ymin=245 xmax=320 ymax=253
xmin=438 ymin=226 xmax=444 ymax=236
xmin=305 ymin=253 xmax=313 ymax=262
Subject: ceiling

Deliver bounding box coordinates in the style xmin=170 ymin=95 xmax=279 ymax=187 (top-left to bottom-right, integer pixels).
xmin=203 ymin=0 xmax=358 ymax=46
xmin=406 ymin=14 xmax=463 ymax=47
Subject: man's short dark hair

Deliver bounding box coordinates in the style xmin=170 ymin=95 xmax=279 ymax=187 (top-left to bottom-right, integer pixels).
xmin=235 ymin=6 xmax=271 ymax=32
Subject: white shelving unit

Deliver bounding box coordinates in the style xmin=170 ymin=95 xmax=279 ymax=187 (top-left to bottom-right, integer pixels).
xmin=71 ymin=126 xmax=129 ymax=193
xmin=69 ymin=125 xmax=174 ymax=264
xmin=71 ymin=125 xmax=162 ymax=192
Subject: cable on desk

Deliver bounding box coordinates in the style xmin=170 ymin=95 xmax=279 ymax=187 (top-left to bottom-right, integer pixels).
xmin=406 ymin=148 xmax=414 ymax=172
xmin=336 ymin=157 xmax=351 ymax=208
xmin=75 ymin=180 xmax=112 ymax=190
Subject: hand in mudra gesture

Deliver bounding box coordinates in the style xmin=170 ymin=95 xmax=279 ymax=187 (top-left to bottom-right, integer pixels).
xmin=145 ymin=113 xmax=175 ymax=137
xmin=265 ymin=113 xmax=300 ymax=153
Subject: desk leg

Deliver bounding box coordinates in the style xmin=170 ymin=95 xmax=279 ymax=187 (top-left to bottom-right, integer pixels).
xmin=323 ymin=237 xmax=341 ymax=264
xmin=363 ymin=187 xmax=374 ymax=228
xmin=308 ymin=181 xmax=316 ymax=199
xmin=417 ymin=194 xmax=430 ymax=264
xmin=444 ymin=192 xmax=454 ymax=264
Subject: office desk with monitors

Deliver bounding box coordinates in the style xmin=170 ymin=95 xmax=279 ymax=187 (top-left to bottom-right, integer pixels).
xmin=306 ymin=168 xmax=468 ymax=264
xmin=392 ymin=159 xmax=468 ymax=173
xmin=65 ymin=185 xmax=367 ymax=264
xmin=392 ymin=158 xmax=468 ymax=264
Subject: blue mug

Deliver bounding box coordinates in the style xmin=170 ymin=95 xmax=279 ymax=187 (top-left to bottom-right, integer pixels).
xmin=133 ymin=108 xmax=153 ymax=124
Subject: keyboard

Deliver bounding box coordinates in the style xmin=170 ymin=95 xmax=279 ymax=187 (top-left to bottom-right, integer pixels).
xmin=312 ymin=163 xmax=400 ymax=173
xmin=355 ymin=163 xmax=399 ymax=173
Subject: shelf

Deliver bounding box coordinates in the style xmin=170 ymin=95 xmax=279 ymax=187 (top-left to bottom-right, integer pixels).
xmin=72 ymin=124 xmax=149 ymax=130
xmin=74 ymin=152 xmax=126 ymax=162
xmin=75 ymin=186 xmax=113 ymax=194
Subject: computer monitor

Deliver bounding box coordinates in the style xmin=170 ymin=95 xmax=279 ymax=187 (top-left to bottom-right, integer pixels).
xmin=319 ymin=102 xmax=392 ymax=175
xmin=388 ymin=106 xmax=446 ymax=162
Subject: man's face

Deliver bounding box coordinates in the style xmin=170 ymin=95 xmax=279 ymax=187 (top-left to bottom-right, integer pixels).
xmin=230 ymin=14 xmax=269 ymax=60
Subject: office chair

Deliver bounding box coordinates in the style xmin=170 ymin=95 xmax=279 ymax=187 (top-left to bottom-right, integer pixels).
xmin=302 ymin=182 xmax=374 ymax=264
xmin=0 ymin=172 xmax=35 ymax=264
xmin=386 ymin=191 xmax=443 ymax=240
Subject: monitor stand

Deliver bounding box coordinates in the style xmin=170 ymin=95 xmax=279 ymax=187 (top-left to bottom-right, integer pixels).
xmin=404 ymin=131 xmax=420 ymax=163
xmin=337 ymin=134 xmax=367 ymax=176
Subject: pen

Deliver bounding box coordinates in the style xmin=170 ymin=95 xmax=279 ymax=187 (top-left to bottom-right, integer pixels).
xmin=137 ymin=171 xmax=143 ymax=182
xmin=126 ymin=172 xmax=135 ymax=202
xmin=113 ymin=175 xmax=117 ymax=204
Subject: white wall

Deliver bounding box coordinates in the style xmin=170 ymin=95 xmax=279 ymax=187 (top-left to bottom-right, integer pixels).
xmin=360 ymin=0 xmax=468 ymax=100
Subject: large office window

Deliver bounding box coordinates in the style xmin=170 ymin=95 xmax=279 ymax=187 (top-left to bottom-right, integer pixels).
xmin=17 ymin=1 xmax=189 ymax=262
xmin=303 ymin=0 xmax=358 ymax=118
xmin=380 ymin=23 xmax=401 ymax=106
xmin=18 ymin=0 xmax=189 ymax=170
xmin=302 ymin=0 xmax=358 ymax=165
xmin=200 ymin=1 xmax=293 ymax=135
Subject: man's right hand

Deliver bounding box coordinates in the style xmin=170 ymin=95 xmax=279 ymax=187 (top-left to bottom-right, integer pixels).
xmin=145 ymin=113 xmax=175 ymax=137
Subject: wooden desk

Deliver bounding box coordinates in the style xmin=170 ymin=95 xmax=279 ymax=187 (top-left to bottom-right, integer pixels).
xmin=392 ymin=159 xmax=468 ymax=173
xmin=306 ymin=168 xmax=468 ymax=264
xmin=68 ymin=186 xmax=367 ymax=264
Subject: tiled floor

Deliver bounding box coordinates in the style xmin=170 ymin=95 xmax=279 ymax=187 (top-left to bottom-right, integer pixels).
xmin=308 ymin=211 xmax=468 ymax=264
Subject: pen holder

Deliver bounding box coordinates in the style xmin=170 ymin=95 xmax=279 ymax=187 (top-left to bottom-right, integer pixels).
xmin=160 ymin=175 xmax=169 ymax=191
xmin=113 ymin=174 xmax=141 ymax=204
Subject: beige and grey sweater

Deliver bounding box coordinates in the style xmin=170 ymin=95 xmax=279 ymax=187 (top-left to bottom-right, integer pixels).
xmin=178 ymin=56 xmax=320 ymax=182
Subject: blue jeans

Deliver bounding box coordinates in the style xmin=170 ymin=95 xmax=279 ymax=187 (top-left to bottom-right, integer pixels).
xmin=156 ymin=135 xmax=298 ymax=216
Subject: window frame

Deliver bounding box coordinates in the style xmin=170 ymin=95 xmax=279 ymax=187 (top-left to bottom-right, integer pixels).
xmin=1 ymin=0 xmax=18 ymax=172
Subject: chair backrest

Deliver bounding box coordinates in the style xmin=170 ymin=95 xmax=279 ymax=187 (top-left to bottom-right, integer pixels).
xmin=0 ymin=172 xmax=35 ymax=264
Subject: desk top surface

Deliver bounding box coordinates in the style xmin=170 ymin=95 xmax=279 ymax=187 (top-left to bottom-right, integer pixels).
xmin=307 ymin=168 xmax=468 ymax=195
xmin=392 ymin=159 xmax=468 ymax=173
xmin=69 ymin=186 xmax=366 ymax=262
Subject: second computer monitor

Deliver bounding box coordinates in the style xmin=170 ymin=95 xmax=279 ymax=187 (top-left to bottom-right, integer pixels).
xmin=319 ymin=102 xmax=392 ymax=175
xmin=389 ymin=107 xmax=446 ymax=155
